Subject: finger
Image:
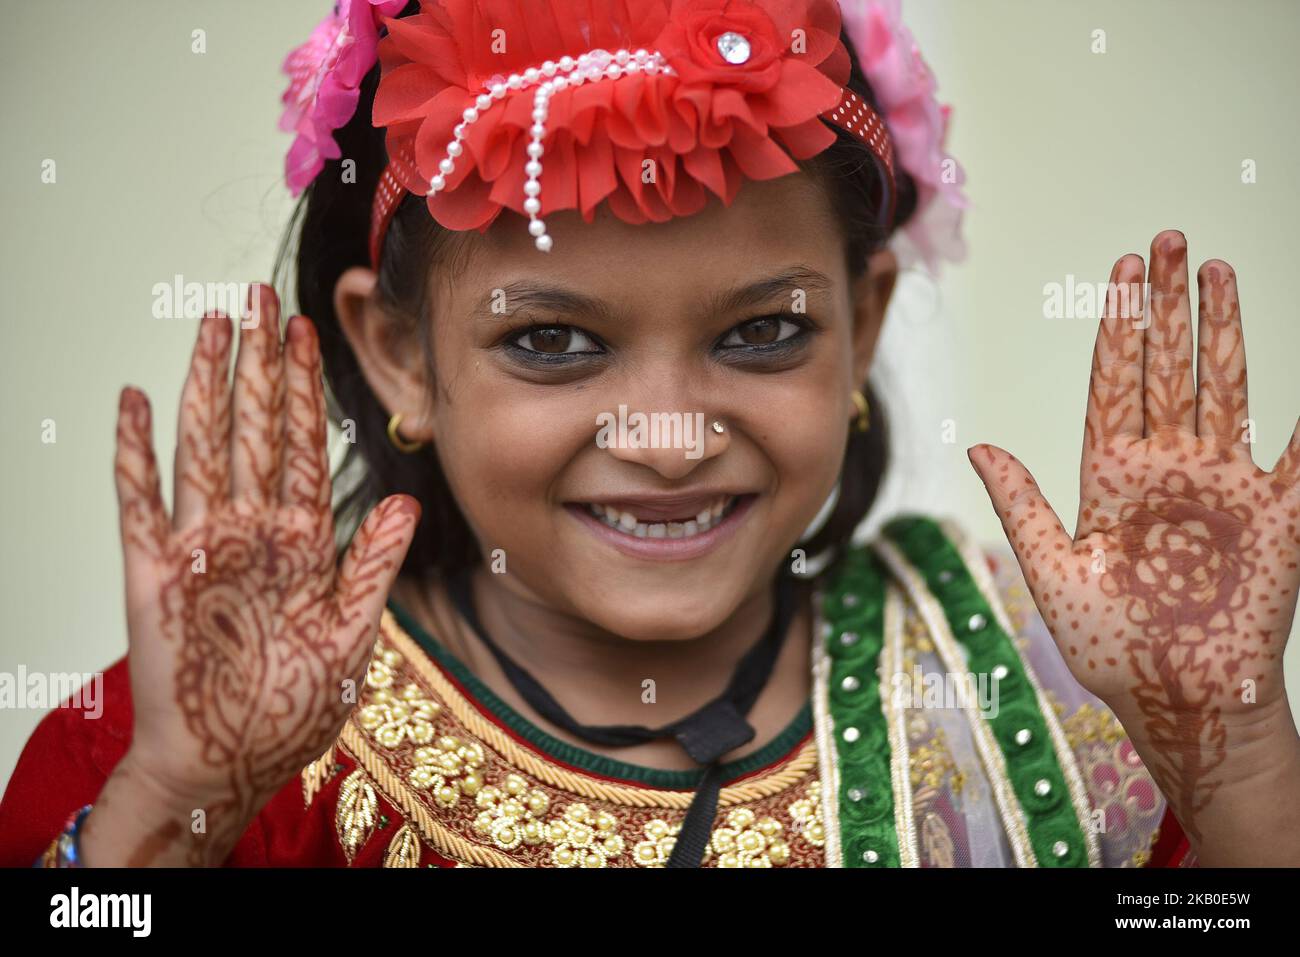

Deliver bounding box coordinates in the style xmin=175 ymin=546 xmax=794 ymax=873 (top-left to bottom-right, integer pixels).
xmin=116 ymin=387 xmax=171 ymax=591
xmin=172 ymin=313 xmax=234 ymax=530
xmin=968 ymin=443 xmax=1078 ymax=598
xmin=1195 ymin=260 xmax=1250 ymax=449
xmin=231 ymin=283 xmax=286 ymax=504
xmin=1143 ymin=230 xmax=1196 ymax=439
xmin=280 ymin=315 xmax=332 ymax=513
xmin=1269 ymin=415 xmax=1300 ymax=499
xmin=1083 ymin=253 xmax=1145 ymax=451
xmin=334 ymin=495 xmax=422 ymax=677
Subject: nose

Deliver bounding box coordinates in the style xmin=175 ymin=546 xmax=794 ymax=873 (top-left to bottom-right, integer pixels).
xmin=596 ymin=404 xmax=730 ymax=481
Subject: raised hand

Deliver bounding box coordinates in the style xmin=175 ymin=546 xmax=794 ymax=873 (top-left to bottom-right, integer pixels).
xmin=91 ymin=285 xmax=419 ymax=866
xmin=968 ymin=230 xmax=1300 ymax=856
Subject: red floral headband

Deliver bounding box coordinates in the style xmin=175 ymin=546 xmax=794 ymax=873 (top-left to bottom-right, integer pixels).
xmin=280 ymin=1 xmax=967 ymax=272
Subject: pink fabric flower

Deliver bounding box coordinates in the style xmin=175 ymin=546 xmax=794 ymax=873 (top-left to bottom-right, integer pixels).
xmin=840 ymin=0 xmax=968 ymax=275
xmin=279 ymin=0 xmax=408 ymax=196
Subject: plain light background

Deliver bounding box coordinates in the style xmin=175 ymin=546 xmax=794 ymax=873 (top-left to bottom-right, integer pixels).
xmin=3 ymin=1 xmax=1298 ymax=795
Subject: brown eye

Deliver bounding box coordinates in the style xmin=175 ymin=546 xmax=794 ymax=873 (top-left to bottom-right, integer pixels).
xmin=723 ymin=315 xmax=802 ymax=348
xmin=528 ymin=327 xmax=571 ymax=353
xmin=511 ymin=325 xmax=599 ymax=356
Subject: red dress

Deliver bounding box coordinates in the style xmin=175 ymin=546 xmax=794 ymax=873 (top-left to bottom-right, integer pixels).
xmin=1 ymin=520 xmax=1195 ymax=868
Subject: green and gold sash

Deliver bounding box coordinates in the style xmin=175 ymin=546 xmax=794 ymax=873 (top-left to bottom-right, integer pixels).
xmin=811 ymin=515 xmax=1101 ymax=867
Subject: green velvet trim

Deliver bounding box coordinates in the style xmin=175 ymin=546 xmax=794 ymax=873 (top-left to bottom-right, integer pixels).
xmin=880 ymin=515 xmax=1090 ymax=867
xmin=819 ymin=545 xmax=901 ymax=867
xmin=385 ymin=597 xmax=813 ymax=789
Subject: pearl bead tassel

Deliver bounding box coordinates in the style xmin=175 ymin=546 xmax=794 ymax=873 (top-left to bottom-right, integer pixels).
xmin=426 ymin=48 xmax=677 ymax=252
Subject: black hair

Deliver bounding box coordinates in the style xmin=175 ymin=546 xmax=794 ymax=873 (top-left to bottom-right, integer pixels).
xmin=272 ymin=6 xmax=919 ymax=582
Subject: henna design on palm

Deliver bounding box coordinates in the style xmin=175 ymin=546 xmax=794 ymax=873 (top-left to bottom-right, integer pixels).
xmin=113 ymin=285 xmax=420 ymax=864
xmin=969 ymin=231 xmax=1300 ymax=843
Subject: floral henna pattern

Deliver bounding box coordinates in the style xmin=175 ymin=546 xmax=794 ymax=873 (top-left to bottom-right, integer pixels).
xmin=969 ymin=231 xmax=1300 ymax=847
xmin=113 ymin=286 xmax=419 ymax=865
xmin=1092 ymin=471 xmax=1257 ymax=831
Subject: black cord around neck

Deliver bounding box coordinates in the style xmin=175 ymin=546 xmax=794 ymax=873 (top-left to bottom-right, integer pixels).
xmin=444 ymin=567 xmax=799 ymax=867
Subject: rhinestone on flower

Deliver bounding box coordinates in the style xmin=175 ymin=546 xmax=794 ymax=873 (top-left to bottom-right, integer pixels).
xmin=1034 ymin=778 xmax=1052 ymax=797
xmin=967 ymin=613 xmax=987 ymax=632
xmin=1014 ymin=728 xmax=1033 ymax=746
xmin=841 ymin=675 xmax=861 ymax=692
xmin=716 ymin=31 xmax=751 ymax=65
xmin=1052 ymin=840 xmax=1069 ymax=858
xmin=863 ymin=848 xmax=879 ymax=864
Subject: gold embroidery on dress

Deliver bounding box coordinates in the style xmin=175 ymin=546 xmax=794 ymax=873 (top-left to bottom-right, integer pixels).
xmin=632 ymin=807 xmax=793 ymax=867
xmin=333 ymin=616 xmax=824 ymax=867
xmin=410 ymin=735 xmax=487 ymax=808
xmin=384 ymin=823 xmax=422 ymax=868
xmin=1057 ymin=698 xmax=1127 ymax=749
xmin=910 ymin=727 xmax=964 ymax=795
xmin=706 ymin=808 xmax=789 ymax=867
xmin=921 ymin=810 xmax=957 ymax=867
xmin=357 ymin=684 xmax=441 ymax=748
xmin=470 ymin=773 xmax=627 ymax=867
xmin=1043 ymin=690 xmax=1164 ymax=867
xmin=336 ymin=768 xmax=379 ymax=863
xmin=301 ymin=742 xmax=337 ymax=807
xmin=632 ymin=818 xmax=684 ymax=866
xmin=787 ymin=778 xmax=826 ymax=848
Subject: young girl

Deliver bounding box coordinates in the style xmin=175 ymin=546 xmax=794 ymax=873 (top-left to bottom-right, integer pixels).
xmin=3 ymin=0 xmax=1298 ymax=869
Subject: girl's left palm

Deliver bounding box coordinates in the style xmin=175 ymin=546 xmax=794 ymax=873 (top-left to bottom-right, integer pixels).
xmin=970 ymin=230 xmax=1300 ymax=761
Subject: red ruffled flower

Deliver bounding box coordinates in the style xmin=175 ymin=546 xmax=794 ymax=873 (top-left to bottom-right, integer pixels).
xmin=372 ymin=0 xmax=851 ymax=233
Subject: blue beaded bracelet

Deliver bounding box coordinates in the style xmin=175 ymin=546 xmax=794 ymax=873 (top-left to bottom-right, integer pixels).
xmin=38 ymin=804 xmax=93 ymax=868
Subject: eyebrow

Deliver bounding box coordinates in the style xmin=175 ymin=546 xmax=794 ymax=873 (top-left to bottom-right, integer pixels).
xmin=470 ymin=265 xmax=834 ymax=324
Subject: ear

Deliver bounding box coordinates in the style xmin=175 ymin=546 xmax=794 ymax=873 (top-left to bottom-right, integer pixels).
xmin=334 ymin=266 xmax=436 ymax=442
xmin=848 ymin=246 xmax=899 ymax=389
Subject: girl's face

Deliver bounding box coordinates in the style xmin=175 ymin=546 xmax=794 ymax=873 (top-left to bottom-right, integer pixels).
xmin=340 ymin=171 xmax=896 ymax=641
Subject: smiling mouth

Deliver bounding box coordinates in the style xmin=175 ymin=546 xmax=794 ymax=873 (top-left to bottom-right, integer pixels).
xmin=579 ymin=494 xmax=748 ymax=539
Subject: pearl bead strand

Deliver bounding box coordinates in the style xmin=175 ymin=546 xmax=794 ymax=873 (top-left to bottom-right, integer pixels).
xmin=426 ymin=48 xmax=676 ymax=252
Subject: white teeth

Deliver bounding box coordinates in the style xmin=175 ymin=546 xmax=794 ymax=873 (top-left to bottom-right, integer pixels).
xmin=583 ymin=495 xmax=743 ymax=540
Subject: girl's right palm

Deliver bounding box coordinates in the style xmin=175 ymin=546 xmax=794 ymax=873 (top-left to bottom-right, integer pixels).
xmin=112 ymin=284 xmax=419 ymax=861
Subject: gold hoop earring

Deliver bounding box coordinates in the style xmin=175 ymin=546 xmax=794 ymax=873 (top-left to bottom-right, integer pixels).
xmin=387 ymin=412 xmax=426 ymax=453
xmin=850 ymin=389 xmax=870 ymax=433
